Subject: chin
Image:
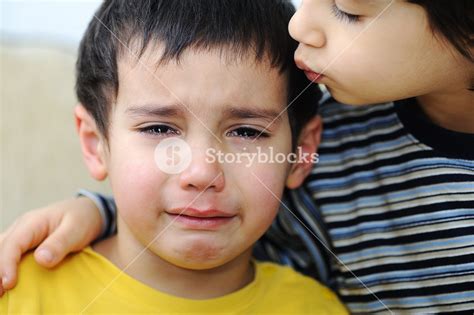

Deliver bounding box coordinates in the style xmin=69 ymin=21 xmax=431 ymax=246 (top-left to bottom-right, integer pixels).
xmin=166 ymin=253 xmax=230 ymax=271
xmin=175 ymin=260 xmax=227 ymax=271
xmin=328 ymin=88 xmax=380 ymax=106
xmin=167 ymin=240 xmax=232 ymax=269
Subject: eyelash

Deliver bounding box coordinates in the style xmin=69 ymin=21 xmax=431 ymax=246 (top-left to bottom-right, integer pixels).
xmin=139 ymin=125 xmax=270 ymax=140
xmin=139 ymin=124 xmax=180 ymax=137
xmin=226 ymin=127 xmax=270 ymax=140
xmin=331 ymin=3 xmax=360 ymax=23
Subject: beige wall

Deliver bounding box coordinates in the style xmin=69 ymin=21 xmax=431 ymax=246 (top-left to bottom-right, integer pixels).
xmin=1 ymin=43 xmax=110 ymax=231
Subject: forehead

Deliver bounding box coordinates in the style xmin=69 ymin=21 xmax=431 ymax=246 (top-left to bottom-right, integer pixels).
xmin=115 ymin=46 xmax=289 ymax=115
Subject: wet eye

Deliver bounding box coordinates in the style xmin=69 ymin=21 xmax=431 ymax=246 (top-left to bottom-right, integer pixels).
xmin=139 ymin=124 xmax=180 ymax=137
xmin=331 ymin=4 xmax=360 ymax=23
xmin=227 ymin=127 xmax=269 ymax=140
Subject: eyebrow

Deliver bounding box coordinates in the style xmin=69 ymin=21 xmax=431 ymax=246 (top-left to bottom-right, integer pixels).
xmin=127 ymin=104 xmax=282 ymax=122
xmin=222 ymin=106 xmax=282 ymax=124
xmin=125 ymin=104 xmax=185 ymax=118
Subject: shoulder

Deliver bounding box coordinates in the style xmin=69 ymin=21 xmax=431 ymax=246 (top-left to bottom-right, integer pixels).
xmin=256 ymin=261 xmax=334 ymax=294
xmin=5 ymin=247 xmax=100 ymax=297
xmin=319 ymin=94 xmax=397 ymax=136
xmin=255 ymin=261 xmax=348 ymax=314
xmin=317 ymin=99 xmax=404 ymax=156
xmin=2 ymin=247 xmax=108 ymax=313
xmin=21 ymin=247 xmax=97 ymax=276
xmin=319 ymin=94 xmax=395 ymax=122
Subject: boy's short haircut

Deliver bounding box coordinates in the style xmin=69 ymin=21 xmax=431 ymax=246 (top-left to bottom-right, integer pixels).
xmin=76 ymin=0 xmax=321 ymax=146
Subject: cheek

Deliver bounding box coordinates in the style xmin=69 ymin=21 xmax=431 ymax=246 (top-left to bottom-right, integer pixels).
xmin=236 ymin=161 xmax=288 ymax=227
xmin=108 ymin=143 xmax=166 ymax=219
xmin=327 ymin=39 xmax=422 ymax=104
xmin=331 ymin=35 xmax=397 ymax=83
xmin=327 ymin=11 xmax=441 ymax=102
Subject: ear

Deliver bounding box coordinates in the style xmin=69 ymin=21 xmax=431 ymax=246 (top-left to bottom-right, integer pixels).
xmin=74 ymin=104 xmax=108 ymax=181
xmin=286 ymin=115 xmax=322 ymax=189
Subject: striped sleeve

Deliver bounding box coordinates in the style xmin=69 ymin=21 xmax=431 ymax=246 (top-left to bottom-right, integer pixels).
xmin=308 ymin=99 xmax=474 ymax=314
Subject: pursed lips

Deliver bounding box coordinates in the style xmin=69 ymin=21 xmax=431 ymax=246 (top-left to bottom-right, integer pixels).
xmin=294 ymin=58 xmax=325 ymax=83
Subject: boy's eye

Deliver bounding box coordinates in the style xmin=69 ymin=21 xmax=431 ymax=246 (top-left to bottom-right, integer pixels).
xmin=331 ymin=3 xmax=360 ymax=23
xmin=226 ymin=127 xmax=270 ymax=140
xmin=139 ymin=124 xmax=180 ymax=136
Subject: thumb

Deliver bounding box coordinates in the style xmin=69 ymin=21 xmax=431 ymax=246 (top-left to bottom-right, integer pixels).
xmin=33 ymin=220 xmax=91 ymax=268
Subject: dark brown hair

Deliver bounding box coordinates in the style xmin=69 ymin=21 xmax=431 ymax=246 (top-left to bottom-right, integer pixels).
xmin=76 ymin=0 xmax=320 ymax=143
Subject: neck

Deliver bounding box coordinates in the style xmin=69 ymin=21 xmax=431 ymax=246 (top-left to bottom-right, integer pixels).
xmin=416 ymin=85 xmax=474 ymax=134
xmin=93 ymin=230 xmax=255 ymax=300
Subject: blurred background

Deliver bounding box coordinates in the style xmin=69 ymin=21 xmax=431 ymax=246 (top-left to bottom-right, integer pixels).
xmin=0 ymin=0 xmax=302 ymax=230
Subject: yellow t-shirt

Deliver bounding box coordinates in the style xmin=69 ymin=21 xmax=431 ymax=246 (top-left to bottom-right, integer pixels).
xmin=1 ymin=247 xmax=347 ymax=314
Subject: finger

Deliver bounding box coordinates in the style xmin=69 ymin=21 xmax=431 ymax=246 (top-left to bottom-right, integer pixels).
xmin=0 ymin=216 xmax=49 ymax=290
xmin=0 ymin=277 xmax=4 ymax=297
xmin=34 ymin=215 xmax=92 ymax=268
xmin=0 ymin=217 xmax=21 ymax=244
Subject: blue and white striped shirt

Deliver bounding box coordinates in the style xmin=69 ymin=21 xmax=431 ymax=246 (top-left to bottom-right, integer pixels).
xmin=258 ymin=97 xmax=474 ymax=314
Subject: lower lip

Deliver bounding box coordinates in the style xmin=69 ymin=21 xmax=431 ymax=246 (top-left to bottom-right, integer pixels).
xmin=166 ymin=213 xmax=236 ymax=229
xmin=304 ymin=71 xmax=324 ymax=83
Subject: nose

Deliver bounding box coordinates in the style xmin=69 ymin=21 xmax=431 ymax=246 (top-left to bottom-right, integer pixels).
xmin=178 ymin=144 xmax=225 ymax=193
xmin=288 ymin=4 xmax=326 ymax=48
